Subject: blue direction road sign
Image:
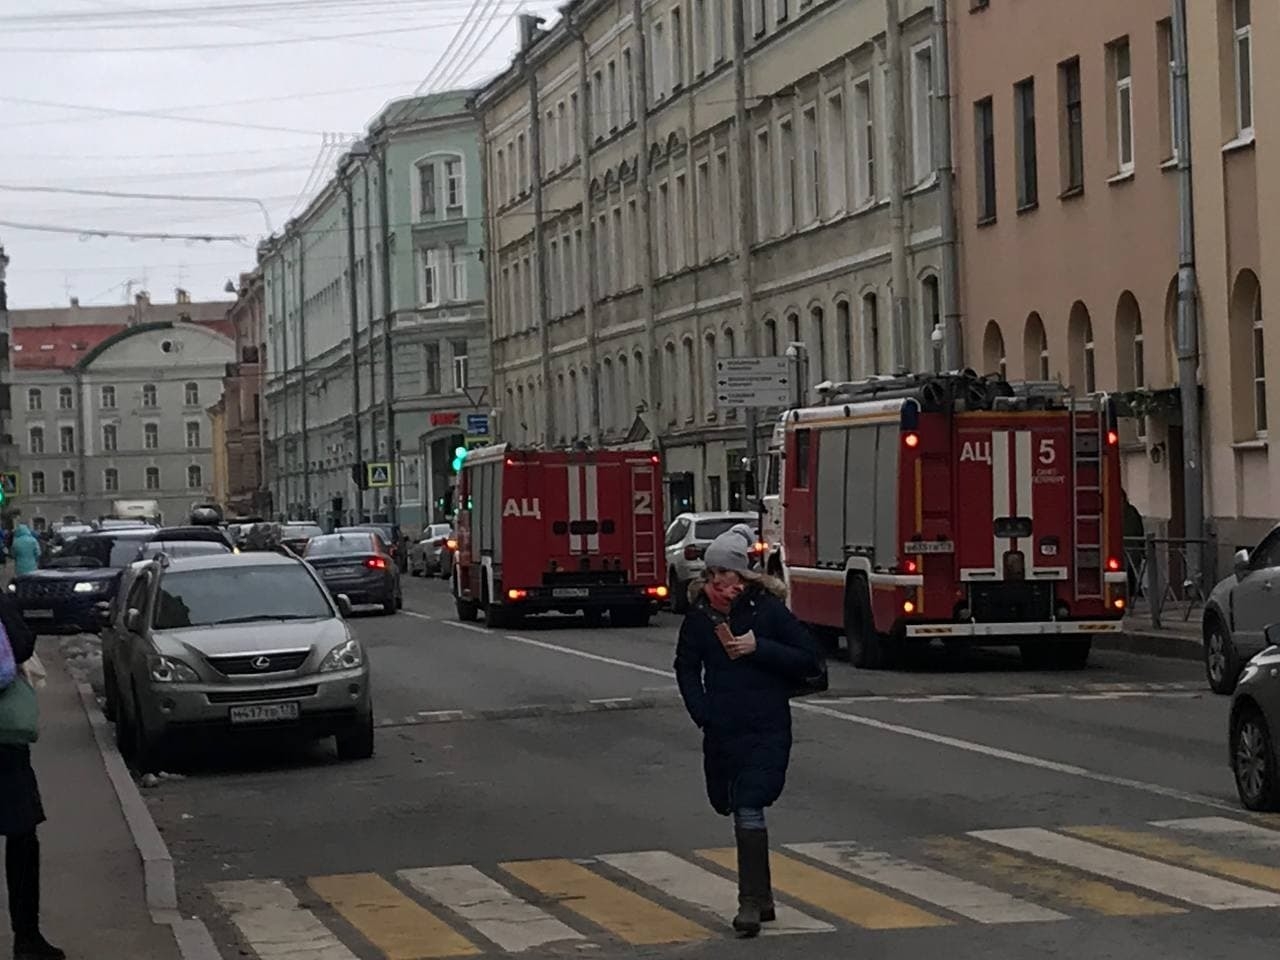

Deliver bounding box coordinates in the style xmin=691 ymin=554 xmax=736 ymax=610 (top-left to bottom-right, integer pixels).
xmin=466 ymin=413 xmax=490 ymax=436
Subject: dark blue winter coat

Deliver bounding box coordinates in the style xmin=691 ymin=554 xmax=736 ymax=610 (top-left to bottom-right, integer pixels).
xmin=674 ymin=581 xmax=823 ymax=816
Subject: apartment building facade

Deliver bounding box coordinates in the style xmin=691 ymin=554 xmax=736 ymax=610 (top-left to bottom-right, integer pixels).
xmin=952 ymin=0 xmax=1276 ymax=568
xmin=214 ymin=269 xmax=268 ymax=516
xmin=261 ymin=91 xmax=489 ymax=531
xmin=6 ymin=294 xmax=235 ymax=528
xmin=477 ymin=0 xmax=950 ymax=514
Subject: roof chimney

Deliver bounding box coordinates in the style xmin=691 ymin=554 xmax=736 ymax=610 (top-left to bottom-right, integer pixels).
xmin=175 ymin=287 xmax=190 ymax=304
xmin=135 ymin=290 xmax=150 ymax=307
xmin=69 ymin=296 xmax=80 ymax=308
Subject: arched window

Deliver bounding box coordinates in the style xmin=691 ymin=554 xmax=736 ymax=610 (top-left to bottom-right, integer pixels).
xmin=1024 ymin=312 xmax=1049 ymax=380
xmin=809 ymin=306 xmax=827 ymax=382
xmin=786 ymin=312 xmax=800 ymax=347
xmin=601 ymin=358 xmax=615 ymax=434
xmin=921 ymin=273 xmax=941 ymax=372
xmin=187 ymin=465 xmax=203 ymax=489
xmin=617 ymin=355 xmax=631 ymax=429
xmin=1067 ymin=301 xmax=1095 ymax=394
xmin=861 ymin=292 xmax=880 ymax=376
xmin=663 ymin=343 xmax=678 ymax=425
xmin=578 ymin=366 xmax=592 ymax=439
xmin=1230 ymin=269 xmax=1266 ymax=438
xmin=1115 ymin=291 xmax=1145 ymax=438
xmin=764 ymin=317 xmax=779 ymax=356
xmin=982 ymin=320 xmax=1007 ymax=378
xmin=836 ymin=300 xmax=853 ymax=381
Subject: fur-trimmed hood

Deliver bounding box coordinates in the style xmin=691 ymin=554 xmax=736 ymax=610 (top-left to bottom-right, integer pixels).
xmin=687 ymin=571 xmax=788 ymax=606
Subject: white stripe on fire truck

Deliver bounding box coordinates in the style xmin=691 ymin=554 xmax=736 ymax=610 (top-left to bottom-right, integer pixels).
xmin=991 ymin=430 xmax=1011 ymax=580
xmin=585 ymin=464 xmax=600 ymax=552
xmin=567 ymin=464 xmax=583 ymax=553
xmin=1016 ymin=430 xmax=1034 ymax=574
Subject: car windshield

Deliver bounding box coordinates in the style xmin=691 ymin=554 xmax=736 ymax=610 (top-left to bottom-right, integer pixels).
xmin=60 ymin=534 xmax=153 ymax=569
xmin=281 ymin=524 xmax=323 ymax=540
xmin=425 ymin=525 xmax=452 ymax=540
xmin=694 ymin=518 xmax=752 ymax=540
xmin=306 ymin=534 xmax=377 ymax=556
xmin=136 ymin=541 xmax=232 ymax=560
xmin=152 ymin=565 xmax=332 ymax=628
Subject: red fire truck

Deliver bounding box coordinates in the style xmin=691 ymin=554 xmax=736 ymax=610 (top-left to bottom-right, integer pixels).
xmin=769 ymin=373 xmax=1127 ymax=669
xmin=452 ymin=445 xmax=668 ymax=628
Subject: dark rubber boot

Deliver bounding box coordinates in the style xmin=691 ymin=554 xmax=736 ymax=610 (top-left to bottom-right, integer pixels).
xmin=8 ymin=835 xmax=64 ymax=959
xmin=13 ymin=933 xmax=66 ymax=960
xmin=732 ymin=827 xmax=769 ymax=937
xmin=759 ymin=828 xmax=775 ymax=922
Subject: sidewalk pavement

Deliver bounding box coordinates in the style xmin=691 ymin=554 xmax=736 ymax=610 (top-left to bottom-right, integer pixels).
xmin=0 ymin=642 xmax=182 ymax=960
xmin=1101 ymin=606 xmax=1203 ymax=663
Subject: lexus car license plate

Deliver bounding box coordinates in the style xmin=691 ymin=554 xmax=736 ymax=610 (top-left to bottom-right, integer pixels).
xmin=229 ymin=702 xmax=300 ymax=724
xmin=552 ymin=587 xmax=589 ymax=598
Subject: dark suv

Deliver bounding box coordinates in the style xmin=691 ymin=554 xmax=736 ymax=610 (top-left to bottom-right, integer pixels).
xmin=8 ymin=528 xmax=157 ymax=632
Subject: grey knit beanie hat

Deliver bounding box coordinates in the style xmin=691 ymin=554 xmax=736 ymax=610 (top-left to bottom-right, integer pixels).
xmin=703 ymin=523 xmax=755 ymax=573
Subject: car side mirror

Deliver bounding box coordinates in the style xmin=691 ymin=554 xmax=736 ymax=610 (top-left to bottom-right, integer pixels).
xmin=1235 ymin=548 xmax=1252 ymax=579
xmin=1266 ymin=623 xmax=1280 ymax=649
xmin=124 ymin=608 xmax=142 ymax=632
xmin=336 ymin=594 xmax=353 ymax=618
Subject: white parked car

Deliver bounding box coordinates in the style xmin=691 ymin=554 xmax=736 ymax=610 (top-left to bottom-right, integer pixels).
xmin=664 ymin=512 xmax=758 ymax=613
xmin=1204 ymin=525 xmax=1280 ymax=694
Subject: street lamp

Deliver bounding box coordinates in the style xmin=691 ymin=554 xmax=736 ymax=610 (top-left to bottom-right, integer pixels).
xmin=785 ymin=341 xmax=809 ymax=408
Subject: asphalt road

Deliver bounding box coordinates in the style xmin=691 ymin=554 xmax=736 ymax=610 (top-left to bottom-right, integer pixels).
xmin=140 ymin=576 xmax=1280 ymax=960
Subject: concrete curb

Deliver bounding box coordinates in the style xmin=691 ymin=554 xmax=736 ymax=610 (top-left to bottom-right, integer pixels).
xmin=74 ymin=682 xmax=224 ymax=960
xmin=1098 ymin=630 xmax=1203 ymax=663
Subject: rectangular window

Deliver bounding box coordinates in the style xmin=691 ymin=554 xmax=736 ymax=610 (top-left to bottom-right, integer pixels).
xmin=622 ymin=50 xmax=635 ymax=122
xmin=713 ymin=0 xmax=727 ymax=62
xmin=754 ymin=128 xmax=772 ymax=239
xmin=450 ymin=246 xmax=466 ymax=300
xmin=596 ymin=214 xmax=611 ymax=293
xmin=1254 ymin=305 xmax=1268 ymax=434
xmin=592 ymin=70 xmax=605 ymax=140
xmin=419 ymin=161 xmax=437 ymax=217
xmin=776 ymin=0 xmax=788 ymax=22
xmin=611 ymin=205 xmax=624 ymax=283
xmin=102 ymin=423 xmax=117 ymax=452
xmin=556 ymin=101 xmax=568 ymax=165
xmin=451 ymin=339 xmax=469 ymax=393
xmin=1014 ymin=78 xmax=1038 ymax=208
xmin=656 ymin=181 xmax=670 ymax=274
xmin=1060 ymin=57 xmax=1084 ymax=192
xmin=1157 ymin=20 xmax=1177 ymax=160
xmin=801 ymin=104 xmax=821 ymax=224
xmin=569 ymin=95 xmax=580 ymax=159
xmin=825 ymin=91 xmax=847 ymax=216
xmin=545 ymin=110 xmax=557 ymax=169
xmin=695 ymin=159 xmax=711 ymax=259
xmin=104 ymin=468 xmax=118 ymax=494
xmin=1112 ymin=37 xmax=1134 ymax=173
xmin=185 ymin=380 xmax=199 ymax=405
xmin=675 ymin=173 xmax=690 ymax=269
xmin=144 ymin=422 xmax=158 ymax=450
xmin=517 ymin=133 xmax=528 ymax=191
xmin=777 ymin=117 xmax=796 ymax=233
xmin=495 ymin=148 xmax=506 ymax=203
xmin=693 ymin=0 xmax=706 ymax=75
xmin=61 ymin=470 xmax=76 ymax=494
xmin=186 ymin=421 xmax=200 ymax=448
xmin=671 ymin=8 xmax=684 ymax=89
xmin=1235 ymin=0 xmax=1253 ymax=135
xmin=608 ymin=60 xmax=619 ymax=130
xmin=444 ymin=158 xmax=462 ymax=213
xmin=975 ymin=96 xmax=997 ymax=221
xmin=58 ymin=386 xmax=73 ymax=410
xmin=145 ymin=467 xmax=160 ymax=492
xmin=652 ymin=21 xmax=667 ymax=98
xmin=26 ymin=389 xmax=40 ymax=412
xmin=626 ymin=199 xmax=639 ymax=285
xmin=910 ymin=42 xmax=935 ymax=183
xmin=59 ymin=425 xmax=74 ymax=454
xmin=853 ymin=76 xmax=876 ymax=205
xmin=754 ymin=0 xmax=766 ymax=37
xmin=715 ymin=149 xmax=732 ymax=252
xmin=425 ymin=342 xmax=441 ymax=394
xmin=29 ymin=428 xmax=43 ymax=455
xmin=100 ymin=385 xmax=116 ymax=409
xmin=31 ymin=472 xmax=45 ymax=495
xmin=422 ymin=250 xmax=439 ymax=305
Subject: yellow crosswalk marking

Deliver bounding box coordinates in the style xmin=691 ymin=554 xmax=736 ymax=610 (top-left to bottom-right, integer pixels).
xmin=499 ymin=858 xmax=711 ymax=945
xmin=307 ymin=873 xmax=480 ymax=959
xmin=1065 ymin=826 xmax=1280 ymax=893
xmin=923 ymin=837 xmax=1184 ymax=917
xmin=697 ymin=848 xmax=948 ymax=929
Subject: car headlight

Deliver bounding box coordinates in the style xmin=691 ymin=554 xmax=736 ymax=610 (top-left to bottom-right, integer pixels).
xmin=319 ymin=638 xmax=364 ymax=672
xmin=5 ymin=583 xmax=14 ymax=593
xmin=148 ymin=656 xmax=200 ymax=684
xmin=73 ymin=581 xmax=105 ymax=593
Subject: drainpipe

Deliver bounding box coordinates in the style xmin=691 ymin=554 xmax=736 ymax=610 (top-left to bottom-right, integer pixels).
xmin=632 ymin=0 xmax=661 ymax=451
xmin=521 ymin=16 xmax=553 ymax=448
xmin=376 ymin=143 xmax=398 ymax=525
xmin=932 ymin=0 xmax=962 ymax=370
xmin=574 ymin=20 xmax=602 ymax=444
xmin=362 ymin=157 xmax=378 ymax=518
xmin=297 ymin=233 xmax=310 ymax=519
xmin=732 ymin=0 xmax=760 ymax=489
xmin=344 ymin=171 xmax=364 ymax=524
xmin=884 ymin=0 xmax=911 ymax=373
xmin=1171 ymin=0 xmax=1204 ymax=583
xmin=73 ymin=368 xmax=87 ymax=518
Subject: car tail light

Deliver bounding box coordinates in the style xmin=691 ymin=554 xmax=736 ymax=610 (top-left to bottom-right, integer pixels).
xmin=445 ymin=538 xmax=458 ymax=551
xmin=903 ymin=431 xmax=920 ymax=448
xmin=750 ymin=541 xmax=768 ymax=555
xmin=507 ymin=588 xmax=528 ymax=601
xmin=646 ymin=585 xmax=669 ymax=599
xmin=684 ymin=544 xmax=704 ymax=561
xmin=365 ymin=557 xmax=388 ymax=570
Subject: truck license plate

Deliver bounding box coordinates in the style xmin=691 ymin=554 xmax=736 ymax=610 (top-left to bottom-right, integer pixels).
xmin=552 ymin=587 xmax=589 ymax=598
xmin=229 ymin=702 xmax=300 ymax=724
xmin=22 ymin=609 xmax=54 ymax=620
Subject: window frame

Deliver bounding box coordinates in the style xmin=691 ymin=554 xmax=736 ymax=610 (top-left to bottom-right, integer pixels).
xmin=26 ymin=388 xmax=41 ymax=412
xmin=185 ymin=420 xmax=201 ymax=449
xmin=28 ymin=426 xmax=44 ymax=455
xmin=59 ymin=425 xmax=75 ymax=454
xmin=1014 ymin=77 xmax=1039 ymax=209
xmin=103 ymin=468 xmax=119 ymax=493
xmin=1113 ymin=38 xmax=1134 ymax=174
xmin=975 ymin=96 xmax=997 ymax=222
xmin=1061 ymin=57 xmax=1084 ymax=193
xmin=143 ymin=421 xmax=159 ymax=451
xmin=58 ymin=386 xmax=74 ymax=410
xmin=187 ymin=464 xmax=204 ymax=490
xmin=909 ymin=40 xmax=936 ymax=184
xmin=852 ymin=74 xmax=876 ymax=207
xmin=30 ymin=471 xmax=45 ymax=495
xmin=102 ymin=423 xmax=118 ymax=452
xmin=100 ymin=384 xmax=116 ymax=409
xmin=1234 ymin=0 xmax=1254 ymax=137
xmin=184 ymin=381 xmax=200 ymax=406
xmin=60 ymin=470 xmax=76 ymax=494
xmin=145 ymin=466 xmax=161 ymax=492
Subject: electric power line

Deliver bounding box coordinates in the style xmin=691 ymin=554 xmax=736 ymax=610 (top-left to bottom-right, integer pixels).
xmin=0 ymin=94 xmax=351 ymax=137
xmin=429 ymin=0 xmax=513 ymax=94
xmin=0 ymin=183 xmax=276 ymax=232
xmin=0 ymin=219 xmax=251 ymax=245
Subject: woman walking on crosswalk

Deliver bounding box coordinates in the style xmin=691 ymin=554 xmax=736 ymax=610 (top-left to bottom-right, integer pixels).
xmin=674 ymin=524 xmax=825 ymax=937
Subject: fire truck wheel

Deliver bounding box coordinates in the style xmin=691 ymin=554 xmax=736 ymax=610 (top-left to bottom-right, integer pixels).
xmin=455 ymin=594 xmax=480 ymax=622
xmin=611 ymin=607 xmax=650 ymax=628
xmin=1052 ymin=639 xmax=1092 ymax=670
xmin=844 ymin=576 xmax=895 ymax=670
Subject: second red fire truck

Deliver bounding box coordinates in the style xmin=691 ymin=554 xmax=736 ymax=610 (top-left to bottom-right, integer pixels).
xmin=763 ymin=373 xmax=1127 ymax=669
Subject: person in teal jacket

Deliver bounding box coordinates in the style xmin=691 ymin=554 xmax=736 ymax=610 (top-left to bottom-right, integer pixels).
xmin=11 ymin=525 xmax=40 ymax=576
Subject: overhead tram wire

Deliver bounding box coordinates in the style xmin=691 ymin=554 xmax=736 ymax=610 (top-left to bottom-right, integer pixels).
xmin=0 ymin=219 xmax=250 ymax=245
xmin=422 ymin=0 xmax=506 ymax=93
xmin=0 ymin=184 xmax=275 ymax=233
xmin=5 ymin=0 xmax=496 ymax=26
xmin=430 ymin=3 xmax=523 ymax=92
xmin=0 ymin=95 xmax=344 ymax=137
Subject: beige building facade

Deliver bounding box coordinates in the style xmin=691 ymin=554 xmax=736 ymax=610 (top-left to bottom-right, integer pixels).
xmin=953 ymin=0 xmax=1276 ymax=570
xmin=477 ymin=0 xmax=948 ymax=514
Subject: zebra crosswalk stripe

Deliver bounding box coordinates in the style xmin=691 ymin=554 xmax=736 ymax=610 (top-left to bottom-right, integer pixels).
xmin=307 ymin=873 xmax=479 ymax=959
xmin=599 ymin=850 xmax=833 ymax=935
xmin=970 ymin=827 xmax=1280 ymax=910
xmin=1063 ymin=825 xmax=1280 ymax=894
xmin=1153 ymin=816 xmax=1280 ymax=850
xmin=398 ymin=864 xmax=585 ymax=953
xmin=209 ymin=878 xmax=359 ymax=960
xmin=786 ymin=840 xmax=1067 ymax=924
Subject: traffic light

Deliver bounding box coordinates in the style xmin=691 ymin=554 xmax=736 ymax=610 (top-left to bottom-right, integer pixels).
xmin=351 ymin=462 xmax=368 ymax=490
xmin=451 ymin=445 xmax=467 ymax=472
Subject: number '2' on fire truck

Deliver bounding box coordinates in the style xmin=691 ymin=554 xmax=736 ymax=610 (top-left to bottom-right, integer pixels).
xmin=452 ymin=445 xmax=668 ymax=628
xmin=771 ymin=374 xmax=1127 ymax=670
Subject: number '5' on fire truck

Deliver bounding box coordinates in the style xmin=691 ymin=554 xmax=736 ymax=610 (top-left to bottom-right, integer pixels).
xmin=762 ymin=373 xmax=1127 ymax=671
xmin=452 ymin=445 xmax=669 ymax=628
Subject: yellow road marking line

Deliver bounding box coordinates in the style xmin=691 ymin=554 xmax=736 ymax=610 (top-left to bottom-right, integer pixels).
xmin=923 ymin=837 xmax=1184 ymax=917
xmin=697 ymin=848 xmax=948 ymax=929
xmin=307 ymin=873 xmax=479 ymax=959
xmin=1066 ymin=825 xmax=1280 ymax=893
xmin=500 ymin=858 xmax=710 ymax=945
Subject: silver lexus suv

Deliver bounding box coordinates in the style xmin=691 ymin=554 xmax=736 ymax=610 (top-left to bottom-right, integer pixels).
xmin=104 ymin=551 xmax=373 ymax=772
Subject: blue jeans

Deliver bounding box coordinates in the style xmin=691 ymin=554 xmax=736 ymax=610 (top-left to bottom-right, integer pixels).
xmin=733 ymin=807 xmax=766 ymax=831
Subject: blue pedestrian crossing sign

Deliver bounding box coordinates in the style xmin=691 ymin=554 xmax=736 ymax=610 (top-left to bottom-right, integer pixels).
xmin=366 ymin=462 xmax=393 ymax=489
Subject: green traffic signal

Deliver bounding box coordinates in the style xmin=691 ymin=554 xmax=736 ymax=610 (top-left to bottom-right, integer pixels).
xmin=451 ymin=445 xmax=467 ymax=472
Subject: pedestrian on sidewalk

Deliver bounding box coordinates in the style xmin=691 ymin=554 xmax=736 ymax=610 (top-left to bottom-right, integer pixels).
xmin=9 ymin=526 xmax=38 ymax=578
xmin=0 ymin=591 xmax=64 ymax=960
xmin=674 ymin=524 xmax=824 ymax=938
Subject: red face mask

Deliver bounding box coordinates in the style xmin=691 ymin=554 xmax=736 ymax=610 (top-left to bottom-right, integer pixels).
xmin=705 ymin=573 xmax=744 ymax=612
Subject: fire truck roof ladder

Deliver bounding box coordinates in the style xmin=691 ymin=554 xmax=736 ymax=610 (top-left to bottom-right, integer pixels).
xmin=820 ymin=371 xmax=1013 ymax=412
xmin=1071 ymin=396 xmax=1104 ymax=602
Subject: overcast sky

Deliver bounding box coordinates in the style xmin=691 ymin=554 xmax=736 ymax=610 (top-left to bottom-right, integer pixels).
xmin=0 ymin=0 xmax=558 ymax=309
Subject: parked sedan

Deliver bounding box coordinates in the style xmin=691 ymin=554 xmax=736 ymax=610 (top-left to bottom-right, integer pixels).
xmin=1204 ymin=525 xmax=1280 ymax=694
xmin=105 ymin=552 xmax=373 ymax=772
xmin=1229 ymin=625 xmax=1280 ymax=810
xmin=409 ymin=524 xmax=454 ymax=578
xmin=280 ymin=522 xmax=324 ymax=555
xmin=304 ymin=532 xmax=402 ymax=614
xmin=663 ymin=512 xmax=758 ymax=612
